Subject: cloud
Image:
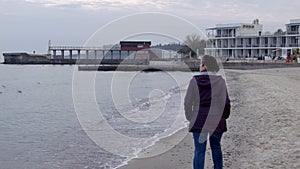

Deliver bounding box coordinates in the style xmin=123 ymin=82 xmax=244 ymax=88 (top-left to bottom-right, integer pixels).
xmin=0 ymin=12 xmax=20 ymax=16
xmin=6 ymin=0 xmax=300 ymax=32
xmin=21 ymin=0 xmax=300 ymax=25
xmin=23 ymin=0 xmax=184 ymax=11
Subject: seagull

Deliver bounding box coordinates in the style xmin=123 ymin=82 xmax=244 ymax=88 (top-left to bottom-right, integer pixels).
xmin=2 ymin=85 xmax=6 ymax=89
xmin=17 ymin=90 xmax=22 ymax=93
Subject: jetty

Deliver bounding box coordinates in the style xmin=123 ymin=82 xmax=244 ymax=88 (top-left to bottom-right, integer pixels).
xmin=2 ymin=40 xmax=300 ymax=71
xmin=78 ymin=62 xmax=300 ymax=71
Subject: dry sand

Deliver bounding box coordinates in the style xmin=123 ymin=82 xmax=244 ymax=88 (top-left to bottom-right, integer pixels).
xmin=118 ymin=68 xmax=300 ymax=169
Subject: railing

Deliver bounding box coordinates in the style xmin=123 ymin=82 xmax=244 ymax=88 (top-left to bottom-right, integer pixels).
xmin=214 ymin=34 xmax=235 ymax=38
xmin=286 ymin=31 xmax=299 ymax=35
xmin=206 ymin=43 xmax=299 ymax=49
xmin=289 ymin=43 xmax=299 ymax=47
xmin=49 ymin=46 xmax=111 ymax=50
xmin=222 ymin=34 xmax=234 ymax=37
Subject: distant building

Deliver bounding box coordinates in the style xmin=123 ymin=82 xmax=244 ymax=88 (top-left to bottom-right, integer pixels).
xmin=120 ymin=41 xmax=154 ymax=60
xmin=205 ymin=19 xmax=300 ymax=58
xmin=3 ymin=53 xmax=50 ymax=64
xmin=120 ymin=41 xmax=151 ymax=51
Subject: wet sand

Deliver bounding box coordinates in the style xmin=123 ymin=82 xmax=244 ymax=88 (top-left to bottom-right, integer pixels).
xmin=118 ymin=68 xmax=300 ymax=169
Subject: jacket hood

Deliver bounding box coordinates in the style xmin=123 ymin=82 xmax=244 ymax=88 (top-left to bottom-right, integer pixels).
xmin=193 ymin=72 xmax=224 ymax=88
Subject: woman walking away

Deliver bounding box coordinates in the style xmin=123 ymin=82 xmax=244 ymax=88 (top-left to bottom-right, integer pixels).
xmin=184 ymin=55 xmax=231 ymax=169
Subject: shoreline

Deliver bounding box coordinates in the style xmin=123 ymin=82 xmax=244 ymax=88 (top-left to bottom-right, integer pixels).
xmin=116 ymin=127 xmax=194 ymax=169
xmin=2 ymin=62 xmax=300 ymax=71
xmin=115 ymin=122 xmax=191 ymax=169
xmin=116 ymin=68 xmax=300 ymax=169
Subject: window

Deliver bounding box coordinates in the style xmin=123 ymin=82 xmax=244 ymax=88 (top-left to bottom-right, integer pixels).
xmin=136 ymin=50 xmax=149 ymax=54
xmin=113 ymin=51 xmax=120 ymax=59
xmin=121 ymin=51 xmax=129 ymax=59
xmin=265 ymin=37 xmax=268 ymax=44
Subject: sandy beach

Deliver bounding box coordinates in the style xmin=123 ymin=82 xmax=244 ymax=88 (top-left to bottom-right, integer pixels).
xmin=119 ymin=67 xmax=300 ymax=169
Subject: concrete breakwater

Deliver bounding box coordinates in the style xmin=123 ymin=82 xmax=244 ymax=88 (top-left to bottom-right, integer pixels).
xmin=222 ymin=62 xmax=300 ymax=70
xmin=78 ymin=62 xmax=300 ymax=71
xmin=2 ymin=52 xmax=300 ymax=71
xmin=78 ymin=64 xmax=197 ymax=72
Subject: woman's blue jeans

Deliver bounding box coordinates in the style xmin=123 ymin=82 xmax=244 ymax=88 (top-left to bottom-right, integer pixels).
xmin=193 ymin=132 xmax=223 ymax=169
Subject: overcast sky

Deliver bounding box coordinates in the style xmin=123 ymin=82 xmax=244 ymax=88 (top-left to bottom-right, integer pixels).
xmin=0 ymin=0 xmax=299 ymax=61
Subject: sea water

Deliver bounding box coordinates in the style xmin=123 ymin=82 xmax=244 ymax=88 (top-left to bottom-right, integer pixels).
xmin=0 ymin=64 xmax=192 ymax=169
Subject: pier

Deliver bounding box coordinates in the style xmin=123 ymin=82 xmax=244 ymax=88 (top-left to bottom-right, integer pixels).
xmin=3 ymin=41 xmax=159 ymax=65
xmin=47 ymin=41 xmax=154 ymax=61
xmin=49 ymin=46 xmax=135 ymax=60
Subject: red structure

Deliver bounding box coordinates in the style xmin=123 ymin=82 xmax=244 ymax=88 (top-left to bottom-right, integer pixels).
xmin=120 ymin=41 xmax=159 ymax=59
xmin=120 ymin=41 xmax=151 ymax=51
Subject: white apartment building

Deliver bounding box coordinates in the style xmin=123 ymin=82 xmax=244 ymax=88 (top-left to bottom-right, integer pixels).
xmin=205 ymin=19 xmax=300 ymax=58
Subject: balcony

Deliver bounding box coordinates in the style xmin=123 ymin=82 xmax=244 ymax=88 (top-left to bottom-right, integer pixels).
xmin=221 ymin=34 xmax=235 ymax=37
xmin=270 ymin=44 xmax=276 ymax=47
xmin=287 ymin=31 xmax=299 ymax=35
xmin=289 ymin=43 xmax=299 ymax=47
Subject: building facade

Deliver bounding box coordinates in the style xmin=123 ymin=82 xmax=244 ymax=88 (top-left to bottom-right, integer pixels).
xmin=205 ymin=19 xmax=300 ymax=58
xmin=120 ymin=41 xmax=151 ymax=51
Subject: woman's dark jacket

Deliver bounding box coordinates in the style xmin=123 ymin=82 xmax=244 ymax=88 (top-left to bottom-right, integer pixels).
xmin=184 ymin=72 xmax=231 ymax=133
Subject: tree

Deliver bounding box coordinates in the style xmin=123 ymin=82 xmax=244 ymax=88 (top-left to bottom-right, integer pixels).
xmin=274 ymin=28 xmax=285 ymax=35
xmin=178 ymin=34 xmax=206 ymax=58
